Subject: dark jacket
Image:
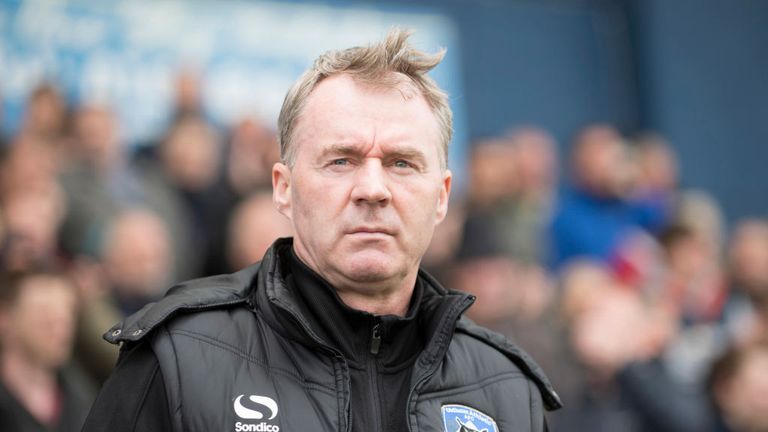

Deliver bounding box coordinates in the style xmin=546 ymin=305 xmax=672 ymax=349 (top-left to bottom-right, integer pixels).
xmin=102 ymin=239 xmax=561 ymax=431
xmin=0 ymin=366 xmax=95 ymax=432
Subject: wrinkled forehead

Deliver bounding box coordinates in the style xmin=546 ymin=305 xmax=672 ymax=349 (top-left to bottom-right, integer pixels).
xmin=302 ymin=75 xmax=421 ymax=119
xmin=305 ymin=73 xmax=434 ymax=127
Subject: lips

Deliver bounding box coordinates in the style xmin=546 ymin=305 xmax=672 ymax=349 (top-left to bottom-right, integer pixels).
xmin=347 ymin=227 xmax=396 ymax=236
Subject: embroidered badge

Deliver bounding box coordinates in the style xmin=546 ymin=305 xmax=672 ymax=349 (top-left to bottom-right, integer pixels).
xmin=441 ymin=404 xmax=499 ymax=432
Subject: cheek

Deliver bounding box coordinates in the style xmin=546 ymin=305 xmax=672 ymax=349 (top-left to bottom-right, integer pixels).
xmin=291 ymin=175 xmax=319 ymax=218
xmin=291 ymin=180 xmax=344 ymax=242
xmin=398 ymin=183 xmax=442 ymax=226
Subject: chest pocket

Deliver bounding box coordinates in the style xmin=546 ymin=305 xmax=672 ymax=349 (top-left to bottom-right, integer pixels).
xmin=156 ymin=326 xmax=344 ymax=432
xmin=409 ymin=371 xmax=540 ymax=432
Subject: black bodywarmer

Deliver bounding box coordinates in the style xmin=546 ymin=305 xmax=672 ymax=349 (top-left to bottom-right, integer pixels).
xmin=89 ymin=238 xmax=561 ymax=431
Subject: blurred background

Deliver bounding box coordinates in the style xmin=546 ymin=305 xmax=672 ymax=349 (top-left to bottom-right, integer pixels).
xmin=1 ymin=0 xmax=767 ymax=431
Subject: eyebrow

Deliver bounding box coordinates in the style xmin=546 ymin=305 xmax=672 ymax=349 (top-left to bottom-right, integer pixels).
xmin=386 ymin=148 xmax=428 ymax=167
xmin=319 ymin=143 xmax=362 ymax=160
xmin=319 ymin=143 xmax=428 ymax=166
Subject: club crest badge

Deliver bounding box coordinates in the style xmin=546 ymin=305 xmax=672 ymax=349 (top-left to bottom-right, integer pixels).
xmin=441 ymin=404 xmax=498 ymax=432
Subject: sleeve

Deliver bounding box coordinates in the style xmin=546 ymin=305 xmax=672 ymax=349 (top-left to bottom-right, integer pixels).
xmin=80 ymin=340 xmax=173 ymax=432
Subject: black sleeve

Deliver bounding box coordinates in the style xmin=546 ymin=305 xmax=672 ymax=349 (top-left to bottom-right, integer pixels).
xmin=81 ymin=341 xmax=173 ymax=432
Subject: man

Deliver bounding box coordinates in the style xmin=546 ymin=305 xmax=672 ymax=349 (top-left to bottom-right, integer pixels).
xmin=549 ymin=125 xmax=666 ymax=271
xmin=83 ymin=29 xmax=561 ymax=432
xmin=0 ymin=270 xmax=95 ymax=431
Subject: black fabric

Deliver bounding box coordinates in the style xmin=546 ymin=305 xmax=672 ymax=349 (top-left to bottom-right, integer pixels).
xmin=91 ymin=237 xmax=561 ymax=432
xmin=81 ymin=341 xmax=171 ymax=432
xmin=0 ymin=367 xmax=94 ymax=432
xmin=287 ymin=249 xmax=423 ymax=432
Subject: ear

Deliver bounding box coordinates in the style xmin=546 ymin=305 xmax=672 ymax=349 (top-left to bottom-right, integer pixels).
xmin=435 ymin=169 xmax=452 ymax=224
xmin=272 ymin=162 xmax=293 ymax=220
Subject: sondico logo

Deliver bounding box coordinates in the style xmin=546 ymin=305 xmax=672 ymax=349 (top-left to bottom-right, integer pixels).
xmin=233 ymin=394 xmax=280 ymax=432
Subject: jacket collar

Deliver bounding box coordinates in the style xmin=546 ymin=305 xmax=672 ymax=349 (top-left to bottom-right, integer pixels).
xmin=253 ymin=238 xmax=474 ymax=369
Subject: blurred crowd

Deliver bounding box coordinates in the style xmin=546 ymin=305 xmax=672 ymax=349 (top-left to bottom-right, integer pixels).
xmin=0 ymin=78 xmax=766 ymax=431
xmin=0 ymin=77 xmax=292 ymax=431
xmin=434 ymin=126 xmax=768 ymax=431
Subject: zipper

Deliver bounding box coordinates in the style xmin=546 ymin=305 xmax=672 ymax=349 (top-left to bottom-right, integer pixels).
xmin=370 ymin=323 xmax=382 ymax=355
xmin=368 ymin=320 xmax=383 ymax=432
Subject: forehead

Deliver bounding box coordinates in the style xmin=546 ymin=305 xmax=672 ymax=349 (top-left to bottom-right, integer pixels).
xmin=294 ymin=74 xmax=441 ymax=157
xmin=17 ymin=276 xmax=75 ymax=305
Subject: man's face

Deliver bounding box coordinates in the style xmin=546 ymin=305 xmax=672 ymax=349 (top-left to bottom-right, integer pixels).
xmin=273 ymin=74 xmax=451 ymax=297
xmin=3 ymin=276 xmax=77 ymax=369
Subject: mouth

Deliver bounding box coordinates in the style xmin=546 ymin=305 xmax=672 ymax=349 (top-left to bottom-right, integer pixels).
xmin=347 ymin=227 xmax=396 ymax=236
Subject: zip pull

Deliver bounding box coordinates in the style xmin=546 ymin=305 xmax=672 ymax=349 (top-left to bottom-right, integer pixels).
xmin=370 ymin=323 xmax=381 ymax=355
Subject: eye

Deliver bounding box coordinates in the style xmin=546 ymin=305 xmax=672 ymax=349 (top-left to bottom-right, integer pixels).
xmin=393 ymin=159 xmax=412 ymax=169
xmin=325 ymin=157 xmax=354 ymax=172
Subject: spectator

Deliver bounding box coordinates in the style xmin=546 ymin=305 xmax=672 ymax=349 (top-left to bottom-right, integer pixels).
xmin=0 ymin=141 xmax=67 ymax=271
xmin=154 ymin=114 xmax=233 ymax=276
xmin=555 ymin=260 xmax=644 ymax=431
xmin=654 ymin=197 xmax=730 ymax=392
xmin=18 ymin=83 xmax=68 ymax=146
xmin=58 ymin=103 xmax=194 ymax=279
xmin=465 ymin=129 xmax=557 ymax=265
xmin=673 ymin=190 xmax=725 ymax=264
xmin=171 ymin=69 xmax=204 ymax=121
xmin=556 ymin=259 xmax=719 ymax=432
xmin=632 ymin=132 xmax=679 ymax=204
xmin=0 ymin=183 xmax=66 ymax=272
xmin=708 ymin=342 xmax=768 ymax=431
xmin=0 ymin=269 xmax=95 ymax=431
xmin=499 ymin=127 xmax=558 ymax=263
xmin=724 ymin=220 xmax=768 ymax=345
xmin=204 ymin=118 xmax=281 ymax=274
xmin=659 ymin=225 xmax=727 ymax=326
xmin=455 ymin=212 xmax=556 ymax=337
xmin=226 ymin=190 xmax=292 ymax=271
xmin=225 ymin=118 xmax=280 ymax=195
xmin=74 ymin=208 xmax=174 ymax=383
xmin=158 ymin=115 xmax=221 ymax=195
xmin=511 ymin=126 xmax=558 ymax=202
xmin=549 ymin=124 xmax=666 ymax=271
xmin=0 ymin=135 xmax=62 ymax=201
xmin=101 ymin=208 xmax=174 ymax=316
xmin=467 ymin=137 xmax=517 ymax=210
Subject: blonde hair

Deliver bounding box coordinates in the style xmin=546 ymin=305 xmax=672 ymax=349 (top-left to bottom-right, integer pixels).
xmin=277 ymin=28 xmax=452 ymax=169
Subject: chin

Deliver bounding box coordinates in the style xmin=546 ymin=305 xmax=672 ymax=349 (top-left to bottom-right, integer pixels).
xmin=342 ymin=257 xmax=402 ymax=284
xmin=41 ymin=353 xmax=71 ymax=370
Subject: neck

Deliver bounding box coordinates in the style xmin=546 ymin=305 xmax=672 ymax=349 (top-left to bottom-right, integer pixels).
xmin=1 ymin=347 xmax=61 ymax=426
xmin=1 ymin=348 xmax=57 ymax=393
xmin=291 ymin=246 xmax=417 ymax=317
xmin=334 ymin=274 xmax=417 ymax=317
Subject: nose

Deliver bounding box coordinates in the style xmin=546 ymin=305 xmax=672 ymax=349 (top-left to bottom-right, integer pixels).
xmin=351 ymin=159 xmax=392 ymax=206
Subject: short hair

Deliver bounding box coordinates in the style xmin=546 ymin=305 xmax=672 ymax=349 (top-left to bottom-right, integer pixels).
xmin=0 ymin=268 xmax=72 ymax=309
xmin=277 ymin=28 xmax=452 ymax=169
